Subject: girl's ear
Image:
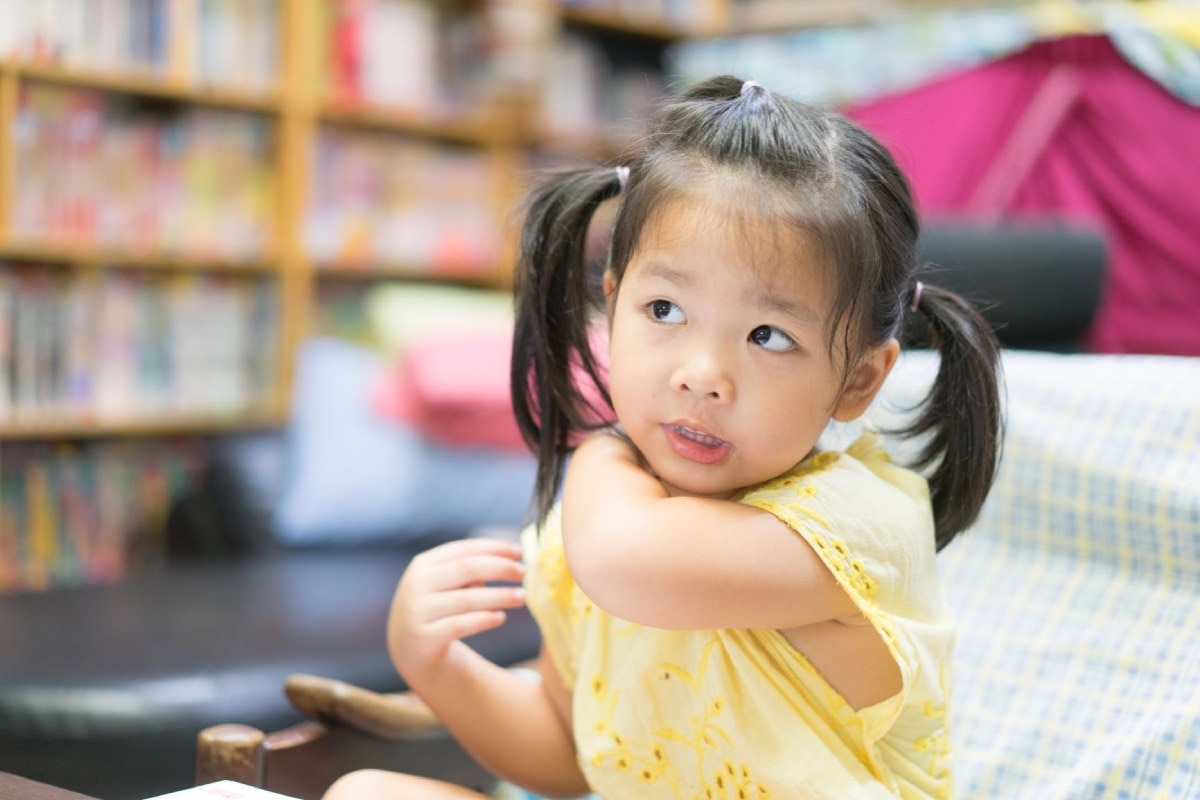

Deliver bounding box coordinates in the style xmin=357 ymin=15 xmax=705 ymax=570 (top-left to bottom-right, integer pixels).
xmin=603 ymin=270 xmax=617 ymax=318
xmin=833 ymin=338 xmax=900 ymax=422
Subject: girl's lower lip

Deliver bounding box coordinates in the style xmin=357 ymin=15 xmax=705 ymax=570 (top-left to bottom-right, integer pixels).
xmin=662 ymin=424 xmax=731 ymax=465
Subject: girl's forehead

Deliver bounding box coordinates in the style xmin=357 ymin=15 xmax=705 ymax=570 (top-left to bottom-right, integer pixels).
xmin=643 ymin=179 xmax=820 ymax=241
xmin=634 ymin=194 xmax=829 ymax=290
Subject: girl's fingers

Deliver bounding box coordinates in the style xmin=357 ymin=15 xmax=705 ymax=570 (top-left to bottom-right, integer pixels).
xmin=424 ymin=554 xmax=527 ymax=593
xmin=423 ymin=609 xmax=510 ymax=643
xmin=391 ymin=539 xmax=527 ymax=661
xmin=416 ymin=537 xmax=523 ymax=566
xmin=421 ymin=585 xmax=527 ymax=623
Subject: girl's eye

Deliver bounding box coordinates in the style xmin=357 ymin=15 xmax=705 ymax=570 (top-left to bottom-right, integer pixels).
xmin=649 ymin=300 xmax=685 ymax=324
xmin=749 ymin=325 xmax=796 ymax=352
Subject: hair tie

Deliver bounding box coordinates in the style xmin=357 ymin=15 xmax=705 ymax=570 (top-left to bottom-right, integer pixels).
xmin=615 ymin=165 xmax=630 ymax=192
xmin=740 ymin=80 xmax=762 ymax=96
xmin=910 ymin=280 xmax=925 ymax=312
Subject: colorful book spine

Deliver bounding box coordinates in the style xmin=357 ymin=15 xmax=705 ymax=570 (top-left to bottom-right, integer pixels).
xmin=329 ymin=0 xmax=366 ymax=104
xmin=536 ymin=32 xmax=667 ymax=143
xmin=0 ymin=265 xmax=278 ymax=422
xmin=324 ymin=0 xmax=513 ymax=112
xmin=11 ymin=82 xmax=276 ymax=258
xmin=0 ymin=0 xmax=280 ymax=92
xmin=305 ymin=129 xmax=503 ymax=273
xmin=0 ymin=439 xmax=207 ymax=593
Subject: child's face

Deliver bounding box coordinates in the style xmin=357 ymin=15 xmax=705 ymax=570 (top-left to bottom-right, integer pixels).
xmin=605 ymin=196 xmax=893 ymax=500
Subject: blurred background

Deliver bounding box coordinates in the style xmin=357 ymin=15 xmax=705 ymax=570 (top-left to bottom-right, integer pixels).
xmin=0 ymin=0 xmax=1196 ymax=604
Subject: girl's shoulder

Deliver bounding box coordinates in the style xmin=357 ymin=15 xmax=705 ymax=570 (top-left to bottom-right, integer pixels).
xmin=741 ymin=432 xmax=926 ymax=502
xmin=737 ymin=432 xmax=935 ymax=564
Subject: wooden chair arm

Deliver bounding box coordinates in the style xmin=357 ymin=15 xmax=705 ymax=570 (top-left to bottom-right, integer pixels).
xmin=196 ymin=664 xmax=539 ymax=798
xmin=284 ymin=674 xmax=443 ymax=740
xmin=283 ymin=660 xmax=539 ymax=742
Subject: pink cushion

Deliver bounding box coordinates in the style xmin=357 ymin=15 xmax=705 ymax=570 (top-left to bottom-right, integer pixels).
xmin=373 ymin=332 xmax=522 ymax=450
xmin=372 ymin=328 xmax=612 ymax=451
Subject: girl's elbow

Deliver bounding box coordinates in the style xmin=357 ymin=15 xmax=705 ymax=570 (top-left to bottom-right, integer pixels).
xmin=562 ymin=534 xmax=621 ymax=597
xmin=574 ymin=572 xmax=670 ymax=627
xmin=568 ymin=557 xmax=618 ymax=610
xmin=567 ymin=554 xmax=640 ymax=620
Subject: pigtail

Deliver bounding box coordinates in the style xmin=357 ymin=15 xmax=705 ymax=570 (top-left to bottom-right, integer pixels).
xmin=510 ymin=167 xmax=623 ymax=525
xmin=902 ymin=283 xmax=1004 ymax=551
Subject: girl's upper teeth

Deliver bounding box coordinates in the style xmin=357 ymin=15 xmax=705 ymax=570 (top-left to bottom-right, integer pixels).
xmin=677 ymin=426 xmax=721 ymax=446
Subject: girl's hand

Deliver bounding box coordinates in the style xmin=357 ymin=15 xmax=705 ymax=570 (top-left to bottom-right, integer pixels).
xmin=386 ymin=538 xmax=526 ymax=687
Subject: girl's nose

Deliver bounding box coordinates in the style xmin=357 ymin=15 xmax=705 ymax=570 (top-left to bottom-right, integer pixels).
xmin=671 ymin=346 xmax=734 ymax=402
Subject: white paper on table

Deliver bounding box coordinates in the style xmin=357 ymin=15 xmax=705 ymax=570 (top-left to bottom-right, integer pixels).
xmin=142 ymin=780 xmax=300 ymax=800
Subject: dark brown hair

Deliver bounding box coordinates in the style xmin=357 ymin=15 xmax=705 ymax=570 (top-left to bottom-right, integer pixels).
xmin=511 ymin=75 xmax=1002 ymax=551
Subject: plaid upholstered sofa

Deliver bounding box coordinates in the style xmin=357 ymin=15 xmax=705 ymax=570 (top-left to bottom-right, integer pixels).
xmin=869 ymin=349 xmax=1200 ymax=798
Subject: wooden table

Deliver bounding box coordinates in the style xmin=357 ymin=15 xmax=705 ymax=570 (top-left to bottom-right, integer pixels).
xmin=0 ymin=772 xmax=99 ymax=800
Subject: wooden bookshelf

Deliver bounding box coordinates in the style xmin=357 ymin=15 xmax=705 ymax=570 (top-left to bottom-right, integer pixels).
xmin=0 ymin=409 xmax=283 ymax=442
xmin=319 ymin=102 xmax=518 ymax=147
xmin=0 ymin=61 xmax=282 ymax=113
xmin=724 ymin=0 xmax=1039 ymax=35
xmin=311 ymin=262 xmax=507 ymax=288
xmin=0 ymin=241 xmax=279 ymax=273
xmin=560 ymin=6 xmax=703 ymax=41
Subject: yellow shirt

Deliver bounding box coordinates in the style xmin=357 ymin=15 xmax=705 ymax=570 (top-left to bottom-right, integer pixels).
xmin=523 ymin=434 xmax=955 ymax=799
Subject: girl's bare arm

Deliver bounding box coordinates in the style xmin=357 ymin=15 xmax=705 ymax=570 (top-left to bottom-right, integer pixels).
xmin=387 ymin=539 xmax=589 ymax=798
xmin=403 ymin=643 xmax=587 ymax=798
xmin=562 ymin=435 xmax=859 ymax=631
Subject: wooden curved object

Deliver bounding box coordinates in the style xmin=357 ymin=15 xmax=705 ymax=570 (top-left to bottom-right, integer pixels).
xmin=196 ymin=665 xmax=537 ymax=797
xmin=196 ymin=723 xmax=265 ymax=785
xmin=284 ymin=674 xmax=443 ymax=740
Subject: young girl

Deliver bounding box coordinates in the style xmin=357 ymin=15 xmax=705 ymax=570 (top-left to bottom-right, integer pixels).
xmin=326 ymin=75 xmax=1002 ymax=800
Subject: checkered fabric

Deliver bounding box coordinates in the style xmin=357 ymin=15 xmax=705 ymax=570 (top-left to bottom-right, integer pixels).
xmin=872 ymin=350 xmax=1200 ymax=799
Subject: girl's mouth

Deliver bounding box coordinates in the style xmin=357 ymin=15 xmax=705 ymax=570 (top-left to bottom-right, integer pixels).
xmin=662 ymin=423 xmax=732 ymax=465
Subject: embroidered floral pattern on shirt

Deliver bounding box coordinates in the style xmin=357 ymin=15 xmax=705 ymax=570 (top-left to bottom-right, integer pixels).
xmin=534 ymin=534 xmax=597 ymax=627
xmin=583 ymin=638 xmax=773 ymax=799
xmin=743 ymin=451 xmax=881 ymax=602
xmin=915 ymin=667 xmax=954 ymax=796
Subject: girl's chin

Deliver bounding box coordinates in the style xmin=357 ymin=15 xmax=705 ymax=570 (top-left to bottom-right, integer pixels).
xmin=632 ymin=440 xmax=744 ymax=499
xmin=656 ymin=474 xmax=742 ymax=501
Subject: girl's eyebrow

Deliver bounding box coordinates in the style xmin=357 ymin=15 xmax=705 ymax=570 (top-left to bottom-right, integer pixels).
xmin=639 ymin=262 xmax=691 ymax=286
xmin=758 ymin=291 xmax=821 ymax=326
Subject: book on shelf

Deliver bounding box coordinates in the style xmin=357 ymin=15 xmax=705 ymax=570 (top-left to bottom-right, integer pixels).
xmin=305 ymin=128 xmax=504 ymax=275
xmin=0 ymin=265 xmax=279 ymax=423
xmin=0 ymin=0 xmax=280 ymax=93
xmin=324 ymin=0 xmax=527 ymax=113
xmin=328 ymin=0 xmax=438 ymax=111
xmin=537 ymin=32 xmax=665 ymax=148
xmin=0 ymin=438 xmax=207 ymax=593
xmin=11 ymin=81 xmax=276 ymax=259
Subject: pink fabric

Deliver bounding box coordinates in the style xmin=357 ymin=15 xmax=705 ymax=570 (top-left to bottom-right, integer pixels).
xmin=372 ymin=328 xmax=613 ymax=451
xmin=373 ymin=332 xmax=526 ymax=451
xmin=849 ymin=35 xmax=1200 ymax=355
